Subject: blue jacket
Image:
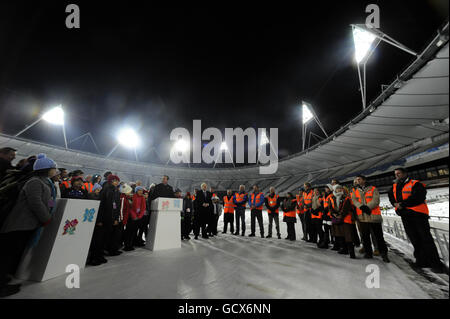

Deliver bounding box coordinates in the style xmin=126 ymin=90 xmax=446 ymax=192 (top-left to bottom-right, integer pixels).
xmin=248 ymin=192 xmax=265 ymax=208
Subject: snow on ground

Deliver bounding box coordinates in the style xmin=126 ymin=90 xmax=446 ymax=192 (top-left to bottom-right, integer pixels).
xmin=7 ymin=210 xmax=442 ymax=299
xmin=380 ymin=187 xmax=449 ymax=221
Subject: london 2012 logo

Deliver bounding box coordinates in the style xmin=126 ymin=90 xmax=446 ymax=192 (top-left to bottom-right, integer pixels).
xmin=63 ymin=219 xmax=79 ymax=235
xmin=83 ymin=208 xmax=96 ymax=222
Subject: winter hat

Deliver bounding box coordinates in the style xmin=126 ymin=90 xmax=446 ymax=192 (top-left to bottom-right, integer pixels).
xmin=120 ymin=184 xmax=132 ymax=194
xmin=92 ymin=183 xmax=102 ymax=192
xmin=107 ymin=174 xmax=120 ymax=183
xmin=33 ymin=153 xmax=57 ymax=171
xmin=135 ymin=186 xmax=145 ymax=193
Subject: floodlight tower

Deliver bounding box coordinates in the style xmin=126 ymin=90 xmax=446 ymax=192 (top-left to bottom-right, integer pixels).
xmin=213 ymin=141 xmax=235 ymax=168
xmin=166 ymin=139 xmax=190 ymax=167
xmin=258 ymin=129 xmax=278 ymax=161
xmin=15 ymin=105 xmax=68 ymax=149
xmin=351 ymin=24 xmax=417 ymax=110
xmin=301 ymin=101 xmax=328 ymax=151
xmin=107 ymin=128 xmax=141 ymax=161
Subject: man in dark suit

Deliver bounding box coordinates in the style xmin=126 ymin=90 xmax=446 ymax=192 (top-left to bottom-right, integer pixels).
xmin=150 ymin=175 xmax=175 ymax=201
xmin=193 ymin=183 xmax=213 ymax=239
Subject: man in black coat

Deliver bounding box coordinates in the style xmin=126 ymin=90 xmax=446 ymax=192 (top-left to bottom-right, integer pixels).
xmin=388 ymin=167 xmax=446 ymax=273
xmin=150 ymin=175 xmax=175 ymax=201
xmin=88 ymin=174 xmax=121 ymax=265
xmin=193 ymin=183 xmax=213 ymax=239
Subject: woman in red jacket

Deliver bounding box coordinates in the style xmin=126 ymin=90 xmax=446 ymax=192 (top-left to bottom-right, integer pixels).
xmin=119 ymin=184 xmax=133 ymax=248
xmin=123 ymin=186 xmax=146 ymax=251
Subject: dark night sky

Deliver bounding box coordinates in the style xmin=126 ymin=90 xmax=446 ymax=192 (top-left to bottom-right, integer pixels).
xmin=0 ymin=1 xmax=448 ymax=165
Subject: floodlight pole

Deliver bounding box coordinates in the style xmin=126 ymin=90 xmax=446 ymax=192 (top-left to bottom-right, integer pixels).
xmin=62 ymin=123 xmax=68 ymax=149
xmin=15 ymin=118 xmax=42 ymax=137
xmin=106 ymin=143 xmax=119 ymax=158
xmin=213 ymin=146 xmax=235 ymax=168
xmin=301 ymin=101 xmax=329 ymax=151
xmin=352 ymin=24 xmax=418 ymax=110
xmin=68 ymin=132 xmax=101 ymax=154
xmin=302 ymin=121 xmax=308 ymax=151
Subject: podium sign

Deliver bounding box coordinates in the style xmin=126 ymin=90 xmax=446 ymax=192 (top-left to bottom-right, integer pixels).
xmin=15 ymin=198 xmax=100 ymax=282
xmin=146 ymin=197 xmax=182 ymax=251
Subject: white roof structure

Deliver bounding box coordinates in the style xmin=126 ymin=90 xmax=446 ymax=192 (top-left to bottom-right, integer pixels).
xmin=1 ymin=24 xmax=448 ymax=193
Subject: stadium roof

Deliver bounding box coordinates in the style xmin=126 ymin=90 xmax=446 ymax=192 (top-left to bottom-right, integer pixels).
xmin=1 ymin=23 xmax=448 ymax=193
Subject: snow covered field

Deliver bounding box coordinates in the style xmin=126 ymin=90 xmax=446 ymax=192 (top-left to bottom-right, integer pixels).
xmin=7 ymin=210 xmax=445 ymax=299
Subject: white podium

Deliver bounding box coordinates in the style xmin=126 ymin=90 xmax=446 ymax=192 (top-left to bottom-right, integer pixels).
xmin=15 ymin=198 xmax=100 ymax=282
xmin=146 ymin=197 xmax=182 ymax=251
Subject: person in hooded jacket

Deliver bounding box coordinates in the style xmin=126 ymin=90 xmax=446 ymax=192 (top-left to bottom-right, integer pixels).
xmin=0 ymin=154 xmax=57 ymax=297
xmin=329 ymin=185 xmax=356 ymax=259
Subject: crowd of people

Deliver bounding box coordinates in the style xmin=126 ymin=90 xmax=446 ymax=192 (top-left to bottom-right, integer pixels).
xmin=0 ymin=147 xmax=447 ymax=297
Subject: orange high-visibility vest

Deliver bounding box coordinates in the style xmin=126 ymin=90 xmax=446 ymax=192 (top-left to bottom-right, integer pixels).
xmin=61 ymin=180 xmax=71 ymax=189
xmin=250 ymin=193 xmax=264 ymax=210
xmin=284 ymin=199 xmax=297 ymax=218
xmin=331 ymin=196 xmax=354 ymax=224
xmin=267 ymin=194 xmax=279 ymax=214
xmin=354 ymin=186 xmax=381 ymax=216
xmin=325 ymin=193 xmax=333 ymax=218
xmin=303 ymin=190 xmax=313 ymax=207
xmin=82 ymin=182 xmax=94 ymax=193
xmin=223 ymin=195 xmax=235 ymax=214
xmin=234 ymin=192 xmax=247 ymax=205
xmin=311 ymin=197 xmax=323 ymax=219
xmin=393 ymin=180 xmax=429 ymax=215
xmin=296 ymin=194 xmax=304 ymax=215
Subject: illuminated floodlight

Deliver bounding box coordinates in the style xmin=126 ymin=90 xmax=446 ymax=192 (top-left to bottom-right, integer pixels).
xmin=220 ymin=141 xmax=228 ymax=151
xmin=260 ymin=131 xmax=269 ymax=146
xmin=174 ymin=139 xmax=189 ymax=152
xmin=302 ymin=103 xmax=314 ymax=124
xmin=352 ymin=26 xmax=377 ymax=64
xmin=42 ymin=106 xmax=64 ymax=125
xmin=117 ymin=128 xmax=140 ymax=149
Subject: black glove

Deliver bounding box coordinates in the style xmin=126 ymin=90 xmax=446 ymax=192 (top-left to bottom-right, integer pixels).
xmin=360 ymin=205 xmax=371 ymax=215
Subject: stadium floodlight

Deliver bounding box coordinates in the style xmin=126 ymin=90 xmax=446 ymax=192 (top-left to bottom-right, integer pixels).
xmin=106 ymin=128 xmax=140 ymax=161
xmin=117 ymin=128 xmax=140 ymax=149
xmin=213 ymin=140 xmax=235 ymax=168
xmin=302 ymin=103 xmax=314 ymax=124
xmin=42 ymin=105 xmax=64 ymax=125
xmin=220 ymin=141 xmax=228 ymax=151
xmin=352 ymin=26 xmax=377 ymax=64
xmin=15 ymin=105 xmax=68 ymax=149
xmin=301 ymin=101 xmax=328 ymax=151
xmin=350 ymin=24 xmax=417 ymax=110
xmin=260 ymin=131 xmax=270 ymax=146
xmin=174 ymin=139 xmax=189 ymax=152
